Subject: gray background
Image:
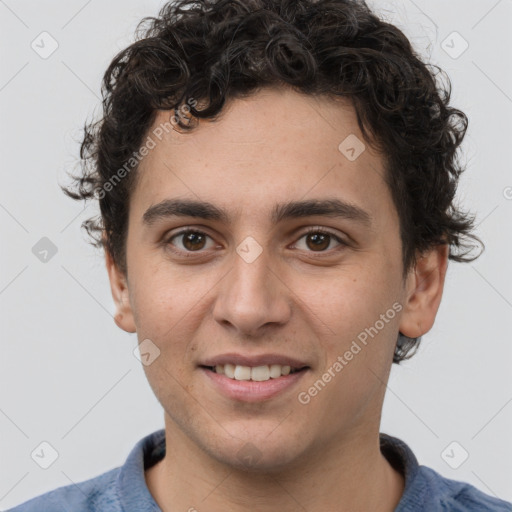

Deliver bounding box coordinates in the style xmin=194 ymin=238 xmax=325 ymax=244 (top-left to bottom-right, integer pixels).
xmin=1 ymin=0 xmax=511 ymax=508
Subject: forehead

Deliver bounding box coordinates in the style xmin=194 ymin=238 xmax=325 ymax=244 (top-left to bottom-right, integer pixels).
xmin=131 ymin=87 xmax=393 ymax=227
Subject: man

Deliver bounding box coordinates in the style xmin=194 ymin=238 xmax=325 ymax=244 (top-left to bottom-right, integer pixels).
xmin=9 ymin=0 xmax=511 ymax=510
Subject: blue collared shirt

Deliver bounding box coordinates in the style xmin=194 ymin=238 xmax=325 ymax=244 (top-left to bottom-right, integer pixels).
xmin=7 ymin=429 xmax=511 ymax=511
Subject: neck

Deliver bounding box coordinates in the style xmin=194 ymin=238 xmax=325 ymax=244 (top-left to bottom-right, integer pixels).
xmin=145 ymin=417 xmax=405 ymax=512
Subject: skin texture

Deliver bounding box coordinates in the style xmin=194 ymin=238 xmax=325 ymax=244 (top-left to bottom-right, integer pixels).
xmin=106 ymin=87 xmax=449 ymax=511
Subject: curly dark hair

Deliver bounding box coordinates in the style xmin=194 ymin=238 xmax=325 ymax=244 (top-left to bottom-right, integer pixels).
xmin=62 ymin=0 xmax=483 ymax=363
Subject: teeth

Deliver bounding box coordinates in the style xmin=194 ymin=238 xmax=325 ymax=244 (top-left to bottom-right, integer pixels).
xmin=211 ymin=364 xmax=298 ymax=381
xmin=224 ymin=363 xmax=235 ymax=379
xmin=234 ymin=365 xmax=251 ymax=380
xmin=269 ymin=364 xmax=283 ymax=378
xmin=251 ymin=365 xmax=270 ymax=381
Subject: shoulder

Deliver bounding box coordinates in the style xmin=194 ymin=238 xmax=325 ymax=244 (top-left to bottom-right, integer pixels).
xmin=416 ymin=465 xmax=512 ymax=511
xmin=6 ymin=467 xmax=122 ymax=512
xmin=379 ymin=433 xmax=511 ymax=511
xmin=6 ymin=429 xmax=165 ymax=512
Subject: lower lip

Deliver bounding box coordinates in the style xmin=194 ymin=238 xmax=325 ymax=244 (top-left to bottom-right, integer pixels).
xmin=200 ymin=367 xmax=308 ymax=402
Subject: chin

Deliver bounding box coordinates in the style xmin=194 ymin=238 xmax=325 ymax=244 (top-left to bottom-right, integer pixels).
xmin=204 ymin=423 xmax=307 ymax=474
xmin=216 ymin=445 xmax=302 ymax=474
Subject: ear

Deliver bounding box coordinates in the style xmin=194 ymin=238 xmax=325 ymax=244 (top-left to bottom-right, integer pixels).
xmin=105 ymin=249 xmax=137 ymax=333
xmin=399 ymin=243 xmax=449 ymax=338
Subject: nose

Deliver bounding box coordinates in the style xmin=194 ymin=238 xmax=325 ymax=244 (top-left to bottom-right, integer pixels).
xmin=212 ymin=242 xmax=292 ymax=337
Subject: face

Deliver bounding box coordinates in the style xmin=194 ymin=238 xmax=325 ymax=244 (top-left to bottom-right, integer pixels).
xmin=107 ymin=87 xmax=447 ymax=471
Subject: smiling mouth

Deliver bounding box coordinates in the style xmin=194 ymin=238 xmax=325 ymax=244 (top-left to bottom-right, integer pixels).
xmin=201 ymin=364 xmax=309 ymax=382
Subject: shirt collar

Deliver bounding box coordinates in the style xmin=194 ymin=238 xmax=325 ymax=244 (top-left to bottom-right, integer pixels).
xmin=379 ymin=432 xmax=430 ymax=510
xmin=117 ymin=429 xmax=165 ymax=511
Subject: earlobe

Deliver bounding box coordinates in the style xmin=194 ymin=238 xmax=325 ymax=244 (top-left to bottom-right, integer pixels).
xmin=398 ymin=244 xmax=449 ymax=339
xmin=105 ymin=250 xmax=137 ymax=334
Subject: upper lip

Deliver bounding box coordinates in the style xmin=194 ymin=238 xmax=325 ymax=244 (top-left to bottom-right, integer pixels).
xmin=200 ymin=353 xmax=309 ymax=369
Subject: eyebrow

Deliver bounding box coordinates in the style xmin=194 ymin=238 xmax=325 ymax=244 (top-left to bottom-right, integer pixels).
xmin=142 ymin=198 xmax=372 ymax=228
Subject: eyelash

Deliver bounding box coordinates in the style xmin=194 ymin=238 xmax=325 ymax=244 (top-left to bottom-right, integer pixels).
xmin=163 ymin=226 xmax=347 ymax=257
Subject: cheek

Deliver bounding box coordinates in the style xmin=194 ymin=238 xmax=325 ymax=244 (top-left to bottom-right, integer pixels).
xmin=128 ymin=262 xmax=218 ymax=378
xmin=128 ymin=259 xmax=197 ymax=335
xmin=291 ymin=261 xmax=402 ymax=399
xmin=296 ymin=262 xmax=397 ymax=338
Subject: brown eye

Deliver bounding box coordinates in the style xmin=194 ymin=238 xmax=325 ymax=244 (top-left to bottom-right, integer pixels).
xmin=294 ymin=228 xmax=346 ymax=253
xmin=182 ymin=231 xmax=206 ymax=251
xmin=166 ymin=230 xmax=215 ymax=253
xmin=305 ymin=232 xmax=330 ymax=251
